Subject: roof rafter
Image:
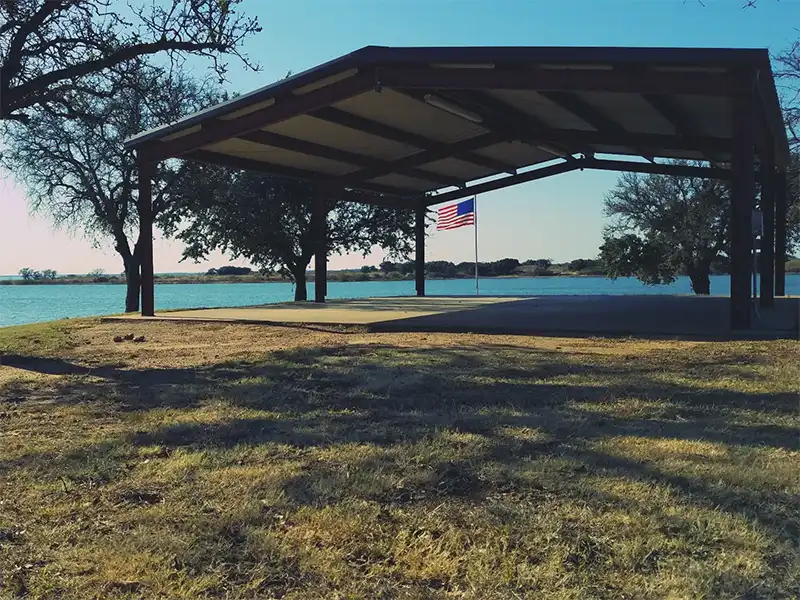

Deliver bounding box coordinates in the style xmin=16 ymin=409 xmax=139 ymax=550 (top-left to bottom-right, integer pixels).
xmin=146 ymin=70 xmax=378 ymax=162
xmin=398 ymin=88 xmax=731 ymax=157
xmin=539 ymin=91 xmax=656 ymax=162
xmin=609 ymin=61 xmax=727 ymax=163
xmin=537 ymin=129 xmax=730 ymax=155
xmin=452 ymin=90 xmax=591 ymax=158
xmin=309 ymin=106 xmax=517 ymax=174
xmin=425 ymin=160 xmax=582 ymax=206
xmin=639 ymin=93 xmax=724 ymax=162
xmin=582 ymin=157 xmax=733 ymax=180
xmin=186 ymin=149 xmax=413 ymax=198
xmin=399 ymin=87 xmax=586 ymax=160
xmin=238 ymin=130 xmax=465 ymax=188
xmin=334 ymin=132 xmax=506 ymax=186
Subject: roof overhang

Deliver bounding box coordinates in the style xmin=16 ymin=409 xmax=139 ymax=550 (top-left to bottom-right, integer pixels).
xmin=125 ymin=45 xmax=790 ymax=207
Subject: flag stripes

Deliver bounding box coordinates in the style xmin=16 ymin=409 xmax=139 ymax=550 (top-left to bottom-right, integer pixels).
xmin=436 ymin=198 xmax=475 ymax=231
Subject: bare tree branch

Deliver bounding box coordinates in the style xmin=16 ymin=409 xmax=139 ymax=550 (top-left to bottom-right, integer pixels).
xmin=0 ymin=0 xmax=260 ymax=119
xmin=1 ymin=63 xmax=229 ymax=311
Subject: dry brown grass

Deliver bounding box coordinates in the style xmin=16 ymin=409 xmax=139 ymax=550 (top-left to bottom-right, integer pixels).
xmin=0 ymin=319 xmax=798 ymax=599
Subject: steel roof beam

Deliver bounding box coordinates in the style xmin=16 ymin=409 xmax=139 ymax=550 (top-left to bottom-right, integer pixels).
xmin=379 ymin=66 xmax=746 ymax=96
xmin=639 ymin=91 xmax=724 ymax=163
xmin=425 ymin=159 xmax=582 ymax=206
xmin=400 ymin=88 xmax=586 ymax=160
xmin=539 ymin=91 xmax=656 ymax=162
xmin=146 ymin=71 xmax=377 ymax=162
xmin=186 ymin=149 xmax=413 ymax=197
xmin=334 ymin=132 xmax=506 ymax=185
xmin=238 ymin=130 xmax=464 ymax=188
xmin=449 ymin=90 xmax=591 ymax=158
xmin=309 ymin=106 xmax=517 ymax=174
xmin=582 ymin=157 xmax=733 ymax=180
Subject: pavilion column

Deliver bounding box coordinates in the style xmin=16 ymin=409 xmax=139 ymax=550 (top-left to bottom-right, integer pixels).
xmin=313 ymin=186 xmax=327 ymax=303
xmin=415 ymin=203 xmax=426 ymax=296
xmin=759 ymin=151 xmax=775 ymax=307
xmin=730 ymin=91 xmax=756 ymax=329
xmin=137 ymin=157 xmax=155 ymax=317
xmin=775 ymin=169 xmax=787 ymax=296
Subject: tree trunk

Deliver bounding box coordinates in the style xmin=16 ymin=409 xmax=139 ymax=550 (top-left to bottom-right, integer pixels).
xmin=687 ymin=261 xmax=711 ymax=295
xmin=291 ymin=267 xmax=308 ymax=302
xmin=124 ymin=258 xmax=141 ymax=312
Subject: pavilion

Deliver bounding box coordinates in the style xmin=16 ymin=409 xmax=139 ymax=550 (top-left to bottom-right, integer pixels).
xmin=124 ymin=45 xmax=791 ymax=330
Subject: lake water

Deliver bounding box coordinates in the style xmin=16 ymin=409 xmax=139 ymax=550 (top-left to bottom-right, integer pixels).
xmin=1 ymin=275 xmax=798 ymax=327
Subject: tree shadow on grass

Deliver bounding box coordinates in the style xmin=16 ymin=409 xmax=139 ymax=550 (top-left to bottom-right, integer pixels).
xmin=3 ymin=341 xmax=796 ymax=440
xmin=0 ymin=354 xmax=123 ymax=376
xmin=3 ymin=340 xmax=798 ymax=563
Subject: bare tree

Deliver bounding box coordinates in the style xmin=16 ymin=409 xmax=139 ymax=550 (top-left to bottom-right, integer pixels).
xmin=774 ymin=46 xmax=800 ymax=151
xmin=0 ymin=0 xmax=260 ymax=121
xmin=1 ymin=63 xmax=228 ymax=311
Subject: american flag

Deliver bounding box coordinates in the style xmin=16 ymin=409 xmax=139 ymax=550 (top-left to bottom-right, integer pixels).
xmin=437 ymin=198 xmax=475 ymax=231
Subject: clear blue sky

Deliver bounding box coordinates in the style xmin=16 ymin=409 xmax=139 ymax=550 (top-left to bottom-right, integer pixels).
xmin=2 ymin=0 xmax=798 ymax=274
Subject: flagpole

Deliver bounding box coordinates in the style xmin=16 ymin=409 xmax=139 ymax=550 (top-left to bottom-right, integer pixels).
xmin=474 ymin=195 xmax=479 ymax=296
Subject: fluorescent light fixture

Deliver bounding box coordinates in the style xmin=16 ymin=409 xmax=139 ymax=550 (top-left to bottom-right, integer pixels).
xmin=423 ymin=94 xmax=483 ymax=124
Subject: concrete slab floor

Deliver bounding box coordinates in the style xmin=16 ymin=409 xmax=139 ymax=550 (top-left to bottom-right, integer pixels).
xmin=108 ymin=295 xmax=800 ymax=339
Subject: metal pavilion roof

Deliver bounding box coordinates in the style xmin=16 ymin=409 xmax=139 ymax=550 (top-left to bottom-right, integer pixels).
xmin=124 ymin=45 xmax=789 ymax=206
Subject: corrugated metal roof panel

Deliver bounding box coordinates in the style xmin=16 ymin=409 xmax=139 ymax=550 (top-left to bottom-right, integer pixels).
xmin=475 ymin=141 xmax=554 ymax=167
xmin=203 ymin=139 xmax=357 ymax=175
xmin=417 ymin=157 xmax=495 ymax=181
xmin=575 ymin=91 xmax=675 ymax=135
xmin=675 ymin=95 xmax=733 ymax=139
xmin=369 ymin=173 xmax=438 ymax=192
xmin=486 ymin=90 xmax=596 ymax=131
xmin=334 ymin=89 xmax=489 ymax=143
xmin=264 ymin=114 xmax=419 ymax=160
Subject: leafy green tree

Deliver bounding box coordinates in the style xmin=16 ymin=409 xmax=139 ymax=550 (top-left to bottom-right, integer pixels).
xmin=0 ymin=0 xmax=260 ymax=122
xmin=167 ymin=172 xmax=417 ymax=301
xmin=379 ymin=261 xmax=398 ymax=274
xmin=568 ymin=259 xmax=591 ymax=271
xmin=491 ymin=258 xmax=521 ymax=276
xmin=18 ymin=267 xmax=34 ymax=280
xmin=566 ymin=258 xmax=603 ymax=274
xmin=214 ymin=266 xmax=252 ymax=276
xmin=2 ymin=64 xmax=226 ymax=312
xmin=398 ymin=261 xmax=416 ymax=276
xmin=455 ymin=262 xmax=474 ymax=276
xmin=425 ymin=261 xmax=457 ymax=278
xmin=599 ymin=165 xmax=732 ymax=295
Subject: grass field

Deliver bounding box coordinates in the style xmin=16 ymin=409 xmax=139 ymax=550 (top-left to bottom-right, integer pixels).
xmin=0 ymin=319 xmax=798 ymax=599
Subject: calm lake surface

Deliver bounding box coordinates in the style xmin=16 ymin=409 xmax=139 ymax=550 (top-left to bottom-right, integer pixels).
xmin=1 ymin=275 xmax=798 ymax=327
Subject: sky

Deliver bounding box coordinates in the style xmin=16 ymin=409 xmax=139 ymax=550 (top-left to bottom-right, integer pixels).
xmin=1 ymin=0 xmax=799 ymax=275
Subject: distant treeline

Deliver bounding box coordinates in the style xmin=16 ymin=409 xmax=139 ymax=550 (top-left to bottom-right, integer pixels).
xmin=206 ymin=266 xmax=252 ymax=276
xmin=5 ymin=258 xmax=798 ymax=286
xmin=366 ymin=258 xmax=606 ymax=279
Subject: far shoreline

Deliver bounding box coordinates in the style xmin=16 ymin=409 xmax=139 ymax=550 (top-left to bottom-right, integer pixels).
xmin=3 ymin=268 xmax=798 ymax=286
xmin=0 ymin=272 xmax=613 ymax=286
